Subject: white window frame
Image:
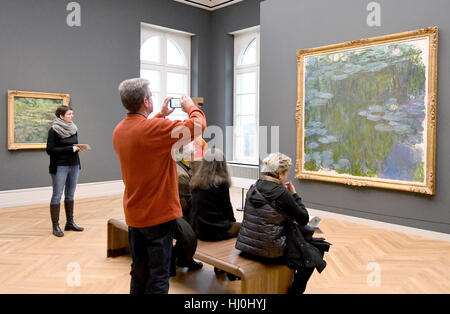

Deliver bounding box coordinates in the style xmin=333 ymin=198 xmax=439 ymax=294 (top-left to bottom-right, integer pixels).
xmin=140 ymin=23 xmax=192 ymax=119
xmin=232 ymin=26 xmax=260 ymax=165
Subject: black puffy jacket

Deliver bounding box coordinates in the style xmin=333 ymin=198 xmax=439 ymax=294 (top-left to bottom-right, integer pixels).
xmin=235 ymin=179 xmax=309 ymax=258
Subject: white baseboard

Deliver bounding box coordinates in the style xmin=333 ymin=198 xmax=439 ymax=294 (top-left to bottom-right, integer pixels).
xmin=307 ymin=208 xmax=450 ymax=242
xmin=0 ymin=180 xmax=125 ymax=208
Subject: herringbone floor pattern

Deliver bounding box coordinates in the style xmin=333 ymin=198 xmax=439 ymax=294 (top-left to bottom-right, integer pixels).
xmin=0 ymin=189 xmax=448 ymax=294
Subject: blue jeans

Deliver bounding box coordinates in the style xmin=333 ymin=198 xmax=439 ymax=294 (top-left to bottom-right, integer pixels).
xmin=50 ymin=165 xmax=80 ymax=205
xmin=128 ymin=220 xmax=176 ymax=294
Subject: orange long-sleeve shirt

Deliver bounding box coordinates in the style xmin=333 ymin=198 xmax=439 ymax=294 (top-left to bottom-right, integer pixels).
xmin=113 ymin=106 xmax=207 ymax=228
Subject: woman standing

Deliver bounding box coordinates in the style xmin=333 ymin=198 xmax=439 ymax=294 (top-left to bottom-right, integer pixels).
xmin=189 ymin=148 xmax=241 ymax=241
xmin=46 ymin=106 xmax=85 ymax=237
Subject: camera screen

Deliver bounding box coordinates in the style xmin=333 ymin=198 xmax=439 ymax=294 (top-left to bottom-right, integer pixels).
xmin=170 ymin=98 xmax=181 ymax=108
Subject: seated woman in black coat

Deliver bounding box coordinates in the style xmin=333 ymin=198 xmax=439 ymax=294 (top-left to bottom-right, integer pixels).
xmin=189 ymin=148 xmax=241 ymax=241
xmin=235 ymin=152 xmax=329 ymax=294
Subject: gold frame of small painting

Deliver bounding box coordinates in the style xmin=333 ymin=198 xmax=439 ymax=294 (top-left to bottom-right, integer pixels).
xmin=8 ymin=90 xmax=70 ymax=150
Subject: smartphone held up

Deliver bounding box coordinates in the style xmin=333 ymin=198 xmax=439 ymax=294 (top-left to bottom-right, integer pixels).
xmin=169 ymin=98 xmax=182 ymax=109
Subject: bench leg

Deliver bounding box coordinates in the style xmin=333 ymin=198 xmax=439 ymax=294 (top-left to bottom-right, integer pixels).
xmin=241 ymin=267 xmax=293 ymax=294
xmin=107 ymin=222 xmax=130 ymax=257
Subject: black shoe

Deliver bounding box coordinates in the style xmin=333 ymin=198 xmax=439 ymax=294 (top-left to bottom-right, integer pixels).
xmin=64 ymin=222 xmax=84 ymax=232
xmin=214 ymin=267 xmax=226 ymax=276
xmin=177 ymin=260 xmax=203 ymax=271
xmin=226 ymin=273 xmax=241 ymax=281
xmin=186 ymin=260 xmax=203 ymax=271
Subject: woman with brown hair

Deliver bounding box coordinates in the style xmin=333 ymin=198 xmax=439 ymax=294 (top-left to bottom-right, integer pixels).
xmin=189 ymin=148 xmax=241 ymax=241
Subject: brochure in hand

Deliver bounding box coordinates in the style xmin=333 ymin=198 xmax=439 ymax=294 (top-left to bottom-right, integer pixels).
xmin=74 ymin=144 xmax=92 ymax=151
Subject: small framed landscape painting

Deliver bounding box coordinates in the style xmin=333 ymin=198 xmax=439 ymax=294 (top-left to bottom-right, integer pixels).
xmin=295 ymin=27 xmax=438 ymax=195
xmin=8 ymin=91 xmax=70 ymax=150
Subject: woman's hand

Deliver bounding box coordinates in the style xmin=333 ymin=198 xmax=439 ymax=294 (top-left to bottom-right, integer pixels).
xmin=285 ymin=181 xmax=296 ymax=195
xmin=73 ymin=146 xmax=85 ymax=153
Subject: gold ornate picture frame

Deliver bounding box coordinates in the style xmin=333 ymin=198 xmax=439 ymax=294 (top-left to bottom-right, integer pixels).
xmin=295 ymin=27 xmax=438 ymax=195
xmin=8 ymin=90 xmax=70 ymax=150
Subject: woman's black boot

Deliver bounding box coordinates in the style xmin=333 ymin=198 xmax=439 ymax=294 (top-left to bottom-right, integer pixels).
xmin=64 ymin=201 xmax=84 ymax=231
xmin=50 ymin=204 xmax=64 ymax=237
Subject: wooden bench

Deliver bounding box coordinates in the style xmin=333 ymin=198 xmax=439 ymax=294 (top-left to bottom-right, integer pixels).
xmin=107 ymin=218 xmax=293 ymax=294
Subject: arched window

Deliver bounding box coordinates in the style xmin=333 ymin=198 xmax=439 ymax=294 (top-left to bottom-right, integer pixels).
xmin=167 ymin=39 xmax=187 ymax=66
xmin=140 ymin=24 xmax=191 ymax=120
xmin=233 ymin=28 xmax=260 ymax=164
xmin=140 ymin=36 xmax=160 ymax=63
xmin=238 ymin=38 xmax=256 ymax=66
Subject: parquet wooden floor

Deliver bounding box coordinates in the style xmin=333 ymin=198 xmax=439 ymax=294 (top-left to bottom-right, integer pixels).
xmin=0 ymin=188 xmax=449 ymax=294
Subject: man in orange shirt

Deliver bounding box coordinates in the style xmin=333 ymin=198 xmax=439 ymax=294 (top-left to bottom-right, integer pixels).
xmin=113 ymin=78 xmax=206 ymax=294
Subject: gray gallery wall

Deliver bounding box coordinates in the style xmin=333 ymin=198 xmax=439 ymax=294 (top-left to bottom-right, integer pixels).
xmin=260 ymin=0 xmax=450 ymax=233
xmin=1 ymin=0 xmax=448 ymax=234
xmin=0 ymin=0 xmax=210 ymax=190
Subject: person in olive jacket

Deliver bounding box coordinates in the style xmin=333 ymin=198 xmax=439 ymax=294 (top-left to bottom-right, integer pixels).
xmin=171 ymin=143 xmax=203 ymax=276
xmin=46 ymin=106 xmax=85 ymax=237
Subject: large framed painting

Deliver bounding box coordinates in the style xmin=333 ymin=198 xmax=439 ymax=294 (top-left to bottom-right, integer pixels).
xmin=8 ymin=91 xmax=70 ymax=150
xmin=295 ymin=27 xmax=438 ymax=195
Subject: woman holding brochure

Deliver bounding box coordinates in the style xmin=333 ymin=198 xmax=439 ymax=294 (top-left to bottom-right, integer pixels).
xmin=46 ymin=106 xmax=87 ymax=237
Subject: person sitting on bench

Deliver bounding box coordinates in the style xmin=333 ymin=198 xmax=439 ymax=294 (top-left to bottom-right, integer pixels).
xmin=171 ymin=143 xmax=203 ymax=276
xmin=189 ymin=148 xmax=241 ymax=241
xmin=235 ymin=152 xmax=330 ymax=294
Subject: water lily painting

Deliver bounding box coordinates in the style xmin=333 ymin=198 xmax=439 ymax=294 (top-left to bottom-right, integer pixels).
xmin=8 ymin=91 xmax=70 ymax=150
xmin=295 ymin=27 xmax=438 ymax=195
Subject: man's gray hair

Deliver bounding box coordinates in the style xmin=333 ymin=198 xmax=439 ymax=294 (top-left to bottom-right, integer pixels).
xmin=118 ymin=78 xmax=150 ymax=112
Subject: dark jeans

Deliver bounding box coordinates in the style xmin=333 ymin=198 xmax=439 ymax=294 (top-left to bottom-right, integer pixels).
xmin=128 ymin=220 xmax=176 ymax=294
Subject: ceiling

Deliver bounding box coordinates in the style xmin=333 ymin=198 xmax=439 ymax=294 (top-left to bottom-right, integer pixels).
xmin=174 ymin=0 xmax=244 ymax=11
